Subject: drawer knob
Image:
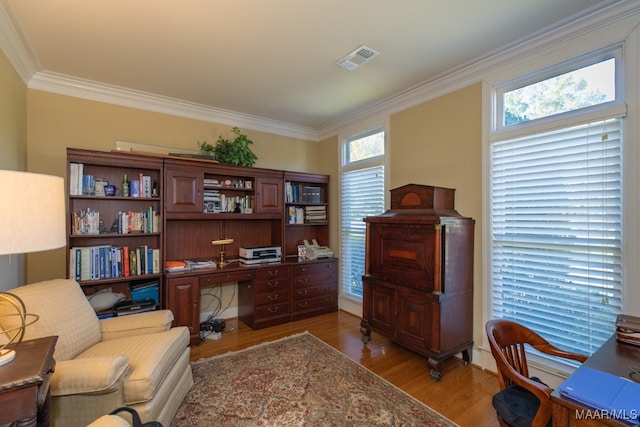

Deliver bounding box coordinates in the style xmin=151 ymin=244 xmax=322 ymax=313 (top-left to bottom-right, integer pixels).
xmin=268 ymin=293 xmax=279 ymax=301
xmin=268 ymin=306 xmax=279 ymax=313
xmin=268 ymin=270 xmax=278 ymax=276
xmin=268 ymin=281 xmax=278 ymax=288
xmin=297 ymin=301 xmax=308 ymax=308
xmin=298 ymin=289 xmax=308 ymax=296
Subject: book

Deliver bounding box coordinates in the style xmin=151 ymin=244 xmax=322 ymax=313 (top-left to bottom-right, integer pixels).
xmin=559 ymin=366 xmax=640 ymax=421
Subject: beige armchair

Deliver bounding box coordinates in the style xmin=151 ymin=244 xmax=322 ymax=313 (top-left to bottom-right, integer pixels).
xmin=0 ymin=279 xmax=193 ymax=427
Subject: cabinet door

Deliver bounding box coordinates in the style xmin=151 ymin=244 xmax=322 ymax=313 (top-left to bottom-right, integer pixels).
xmin=367 ymin=282 xmax=395 ymax=336
xmin=166 ymin=169 xmax=203 ymax=212
xmin=395 ymin=287 xmax=431 ymax=352
xmin=166 ymin=276 xmax=199 ymax=343
xmin=255 ymin=177 xmax=282 ymax=213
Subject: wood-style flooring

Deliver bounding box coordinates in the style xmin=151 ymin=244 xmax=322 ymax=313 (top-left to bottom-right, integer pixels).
xmin=190 ymin=310 xmax=501 ymax=427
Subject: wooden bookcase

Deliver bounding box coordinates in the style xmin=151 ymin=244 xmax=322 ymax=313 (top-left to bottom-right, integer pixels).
xmin=66 ymin=148 xmax=164 ymax=308
xmin=283 ymin=172 xmax=330 ymax=259
xmin=66 ymin=148 xmax=336 ymax=343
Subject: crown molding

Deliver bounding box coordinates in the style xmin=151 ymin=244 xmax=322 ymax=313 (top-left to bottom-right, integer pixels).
xmin=0 ymin=1 xmax=37 ymax=83
xmin=317 ymin=0 xmax=638 ymax=140
xmin=28 ymin=71 xmax=320 ymax=141
xmin=2 ymin=0 xmax=636 ymax=143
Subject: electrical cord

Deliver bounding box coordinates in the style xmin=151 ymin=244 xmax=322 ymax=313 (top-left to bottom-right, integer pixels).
xmin=199 ymin=282 xmax=236 ymax=340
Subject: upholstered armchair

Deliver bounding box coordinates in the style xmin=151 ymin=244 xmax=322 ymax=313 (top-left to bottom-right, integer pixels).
xmin=0 ymin=279 xmax=193 ymax=427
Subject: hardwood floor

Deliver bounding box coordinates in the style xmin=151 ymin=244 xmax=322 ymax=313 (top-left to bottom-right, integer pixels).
xmin=190 ymin=310 xmax=501 ymax=427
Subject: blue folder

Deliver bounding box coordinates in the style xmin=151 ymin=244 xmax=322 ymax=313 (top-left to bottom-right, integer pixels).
xmin=559 ymin=366 xmax=640 ymax=423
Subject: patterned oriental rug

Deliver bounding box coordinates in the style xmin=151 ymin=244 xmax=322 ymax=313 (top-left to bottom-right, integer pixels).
xmin=172 ymin=332 xmax=458 ymax=426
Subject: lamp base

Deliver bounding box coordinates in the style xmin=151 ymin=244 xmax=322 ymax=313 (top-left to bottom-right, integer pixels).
xmin=0 ymin=348 xmax=16 ymax=366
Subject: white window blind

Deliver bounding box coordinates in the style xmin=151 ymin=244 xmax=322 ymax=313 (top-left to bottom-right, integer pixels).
xmin=341 ymin=165 xmax=385 ymax=299
xmin=491 ymin=119 xmax=622 ymax=356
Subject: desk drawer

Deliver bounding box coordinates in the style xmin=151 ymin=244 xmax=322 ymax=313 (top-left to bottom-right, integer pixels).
xmin=254 ymin=278 xmax=290 ymax=293
xmin=293 ymin=261 xmax=338 ymax=288
xmin=200 ymin=270 xmax=254 ymax=286
xmin=255 ymin=266 xmax=290 ymax=281
xmin=292 ymin=294 xmax=337 ymax=314
xmin=293 ymin=284 xmax=337 ymax=301
xmin=255 ymin=290 xmax=290 ymax=307
xmin=253 ymin=301 xmax=289 ymax=318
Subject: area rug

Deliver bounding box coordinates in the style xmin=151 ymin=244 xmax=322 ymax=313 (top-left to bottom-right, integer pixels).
xmin=172 ymin=332 xmax=457 ymax=426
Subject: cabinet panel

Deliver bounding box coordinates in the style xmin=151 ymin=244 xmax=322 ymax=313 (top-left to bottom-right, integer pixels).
xmin=165 ymin=169 xmax=202 ymax=213
xmin=370 ymin=224 xmax=436 ymax=290
xmin=396 ymin=287 xmax=431 ymax=352
xmin=367 ymin=280 xmax=395 ymax=336
xmin=166 ymin=276 xmax=199 ymax=345
xmin=256 ymin=177 xmax=283 ymax=214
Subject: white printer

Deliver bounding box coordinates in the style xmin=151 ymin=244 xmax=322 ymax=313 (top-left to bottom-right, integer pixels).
xmin=239 ymin=246 xmax=282 ymax=264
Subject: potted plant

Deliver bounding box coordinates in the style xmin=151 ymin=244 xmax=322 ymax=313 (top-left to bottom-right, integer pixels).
xmin=203 ymin=127 xmax=257 ymax=167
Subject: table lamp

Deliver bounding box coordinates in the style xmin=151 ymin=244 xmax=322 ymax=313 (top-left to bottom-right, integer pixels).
xmin=0 ymin=170 xmax=66 ymax=365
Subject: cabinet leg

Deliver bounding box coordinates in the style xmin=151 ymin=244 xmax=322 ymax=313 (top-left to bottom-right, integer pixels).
xmin=360 ymin=319 xmax=371 ymax=343
xmin=462 ymin=347 xmax=472 ymax=365
xmin=428 ymin=358 xmax=442 ymax=381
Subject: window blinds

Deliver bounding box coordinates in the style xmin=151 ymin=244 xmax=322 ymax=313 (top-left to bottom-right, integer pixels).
xmin=491 ymin=118 xmax=622 ymax=356
xmin=341 ymin=165 xmax=385 ymax=298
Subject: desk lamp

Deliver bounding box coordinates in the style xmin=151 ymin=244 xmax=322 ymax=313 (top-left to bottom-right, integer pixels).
xmin=0 ymin=170 xmax=66 ymax=365
xmin=212 ymin=238 xmax=234 ymax=267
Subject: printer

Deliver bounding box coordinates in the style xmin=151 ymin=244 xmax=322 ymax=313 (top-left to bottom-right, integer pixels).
xmin=239 ymin=246 xmax=282 ymax=264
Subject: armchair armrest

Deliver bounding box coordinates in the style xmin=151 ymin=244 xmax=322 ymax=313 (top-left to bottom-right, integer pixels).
xmin=100 ymin=310 xmax=174 ymax=341
xmin=50 ymin=355 xmax=129 ymax=396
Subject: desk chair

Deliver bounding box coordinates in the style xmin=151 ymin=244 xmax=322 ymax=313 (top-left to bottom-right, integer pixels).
xmin=486 ymin=319 xmax=588 ymax=427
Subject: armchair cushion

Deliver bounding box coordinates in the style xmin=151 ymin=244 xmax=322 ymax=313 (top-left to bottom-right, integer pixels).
xmin=76 ymin=326 xmax=189 ymax=404
xmin=100 ymin=310 xmax=174 ymax=341
xmin=51 ymin=356 xmax=130 ymax=396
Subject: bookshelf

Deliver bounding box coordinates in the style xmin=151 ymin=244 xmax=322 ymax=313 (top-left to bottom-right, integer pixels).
xmin=283 ymin=172 xmax=330 ymax=259
xmin=66 ymin=148 xmax=164 ymax=308
xmin=66 ymin=149 xmax=336 ymax=342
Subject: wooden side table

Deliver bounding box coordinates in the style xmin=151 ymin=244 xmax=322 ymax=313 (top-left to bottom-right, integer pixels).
xmin=0 ymin=336 xmax=57 ymax=427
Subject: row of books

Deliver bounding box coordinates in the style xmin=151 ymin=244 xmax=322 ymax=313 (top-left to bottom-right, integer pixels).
xmin=285 ymin=182 xmax=324 ymax=203
xmin=70 ymin=207 xmax=160 ymax=235
xmin=69 ymin=163 xmax=156 ymax=197
xmin=203 ymin=191 xmax=253 ymax=213
xmin=70 ymin=245 xmax=160 ymax=281
xmin=287 ymin=205 xmax=327 ymax=224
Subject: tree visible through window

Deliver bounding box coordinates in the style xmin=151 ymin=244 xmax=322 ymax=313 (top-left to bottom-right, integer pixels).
xmin=491 ymin=51 xmax=623 ymax=359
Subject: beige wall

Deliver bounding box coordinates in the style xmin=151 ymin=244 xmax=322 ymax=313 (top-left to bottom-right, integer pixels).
xmin=390 ymin=83 xmax=483 ymax=347
xmin=25 ymin=90 xmax=322 ymax=282
xmin=0 ymin=49 xmax=27 ymax=289
xmin=20 ymin=75 xmax=484 ymax=346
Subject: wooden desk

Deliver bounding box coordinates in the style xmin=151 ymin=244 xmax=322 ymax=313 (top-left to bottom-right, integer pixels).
xmin=551 ymin=335 xmax=640 ymax=426
xmin=0 ymin=336 xmax=57 ymax=427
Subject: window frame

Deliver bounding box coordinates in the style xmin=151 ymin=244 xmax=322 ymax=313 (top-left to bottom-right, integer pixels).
xmin=494 ymin=45 xmax=624 ymax=136
xmin=485 ymin=45 xmax=633 ymax=370
xmin=338 ymin=121 xmax=388 ymax=312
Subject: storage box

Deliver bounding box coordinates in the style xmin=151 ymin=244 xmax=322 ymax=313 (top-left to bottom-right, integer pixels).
xmin=130 ymin=281 xmax=159 ymax=304
xmin=616 ymin=314 xmax=640 ymax=346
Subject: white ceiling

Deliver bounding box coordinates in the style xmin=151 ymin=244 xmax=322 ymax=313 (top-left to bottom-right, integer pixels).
xmin=1 ymin=0 xmax=616 ymax=137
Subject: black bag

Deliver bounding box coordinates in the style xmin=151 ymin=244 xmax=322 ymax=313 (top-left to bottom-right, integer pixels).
xmin=108 ymin=407 xmax=163 ymax=427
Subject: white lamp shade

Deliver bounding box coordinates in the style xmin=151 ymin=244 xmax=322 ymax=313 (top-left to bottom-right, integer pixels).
xmin=0 ymin=170 xmax=66 ymax=255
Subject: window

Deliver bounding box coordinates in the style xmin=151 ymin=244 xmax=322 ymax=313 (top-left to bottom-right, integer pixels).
xmin=340 ymin=128 xmax=385 ymax=300
xmin=490 ymin=49 xmax=624 ymax=358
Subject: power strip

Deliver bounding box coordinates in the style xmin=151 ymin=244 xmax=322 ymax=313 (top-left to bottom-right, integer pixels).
xmin=200 ymin=318 xmax=226 ymax=333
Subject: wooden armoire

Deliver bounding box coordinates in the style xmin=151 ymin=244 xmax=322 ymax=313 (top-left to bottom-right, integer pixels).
xmin=360 ymin=184 xmax=474 ymax=380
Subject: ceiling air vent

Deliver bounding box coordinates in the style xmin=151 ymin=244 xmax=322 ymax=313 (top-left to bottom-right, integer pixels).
xmin=336 ymin=45 xmax=380 ymax=71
